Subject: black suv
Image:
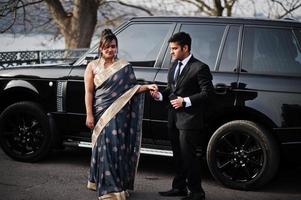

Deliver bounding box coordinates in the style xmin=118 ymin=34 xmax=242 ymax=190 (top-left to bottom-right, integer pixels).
xmin=0 ymin=17 xmax=301 ymax=190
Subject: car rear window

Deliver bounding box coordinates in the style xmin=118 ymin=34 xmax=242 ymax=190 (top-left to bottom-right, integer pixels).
xmin=241 ymin=26 xmax=301 ymax=75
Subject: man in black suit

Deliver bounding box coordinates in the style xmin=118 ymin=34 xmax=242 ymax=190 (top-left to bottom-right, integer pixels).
xmin=150 ymin=32 xmax=214 ymax=200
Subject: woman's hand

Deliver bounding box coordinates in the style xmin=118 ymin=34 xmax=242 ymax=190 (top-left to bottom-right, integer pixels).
xmin=86 ymin=114 xmax=95 ymax=129
xmin=137 ymin=84 xmax=158 ymax=94
xmin=147 ymin=84 xmax=158 ymax=92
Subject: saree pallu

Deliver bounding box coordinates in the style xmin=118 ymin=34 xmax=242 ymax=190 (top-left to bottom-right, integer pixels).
xmin=87 ymin=59 xmax=144 ymax=199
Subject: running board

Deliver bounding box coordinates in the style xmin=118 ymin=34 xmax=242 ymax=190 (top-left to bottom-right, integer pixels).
xmin=63 ymin=141 xmax=173 ymax=157
xmin=140 ymin=147 xmax=173 ymax=157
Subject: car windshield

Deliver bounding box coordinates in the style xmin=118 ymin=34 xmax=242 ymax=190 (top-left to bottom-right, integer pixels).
xmin=73 ymin=44 xmax=98 ymax=66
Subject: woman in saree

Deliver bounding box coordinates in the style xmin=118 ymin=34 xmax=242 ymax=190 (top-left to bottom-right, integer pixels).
xmin=84 ymin=29 xmax=157 ymax=200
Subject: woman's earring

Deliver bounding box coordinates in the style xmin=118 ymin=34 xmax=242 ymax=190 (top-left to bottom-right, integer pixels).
xmin=98 ymin=47 xmax=102 ymax=56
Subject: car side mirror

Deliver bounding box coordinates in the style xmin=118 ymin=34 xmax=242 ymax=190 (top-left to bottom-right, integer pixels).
xmin=85 ymin=53 xmax=98 ymax=63
xmin=81 ymin=53 xmax=98 ymax=65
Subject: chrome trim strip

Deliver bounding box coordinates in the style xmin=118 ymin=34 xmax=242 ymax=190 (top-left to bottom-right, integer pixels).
xmin=56 ymin=81 xmax=66 ymax=112
xmin=274 ymin=127 xmax=301 ymax=130
xmin=140 ymin=148 xmax=173 ymax=157
xmin=77 ymin=141 xmax=173 ymax=157
xmin=78 ymin=141 xmax=92 ymax=148
xmin=281 ymin=141 xmax=301 ymax=145
xmin=143 ymin=118 xmax=168 ymax=123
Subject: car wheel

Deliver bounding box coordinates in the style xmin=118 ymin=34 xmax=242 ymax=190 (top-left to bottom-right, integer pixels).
xmin=0 ymin=101 xmax=52 ymax=162
xmin=206 ymin=120 xmax=279 ymax=190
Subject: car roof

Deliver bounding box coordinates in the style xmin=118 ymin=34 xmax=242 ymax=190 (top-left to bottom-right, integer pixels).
xmin=129 ymin=16 xmax=301 ymax=27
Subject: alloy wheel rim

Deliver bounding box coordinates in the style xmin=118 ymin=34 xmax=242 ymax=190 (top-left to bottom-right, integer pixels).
xmin=1 ymin=112 xmax=45 ymax=156
xmin=215 ymin=131 xmax=265 ymax=183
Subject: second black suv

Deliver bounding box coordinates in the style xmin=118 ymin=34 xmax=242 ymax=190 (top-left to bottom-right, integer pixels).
xmin=0 ymin=17 xmax=301 ymax=191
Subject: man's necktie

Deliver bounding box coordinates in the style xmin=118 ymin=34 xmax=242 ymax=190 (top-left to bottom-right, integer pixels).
xmin=175 ymin=61 xmax=183 ymax=83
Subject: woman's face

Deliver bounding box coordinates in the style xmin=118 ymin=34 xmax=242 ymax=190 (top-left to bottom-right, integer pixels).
xmin=101 ymin=39 xmax=117 ymax=60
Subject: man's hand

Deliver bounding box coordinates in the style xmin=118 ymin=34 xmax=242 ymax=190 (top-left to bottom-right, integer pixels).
xmin=150 ymin=90 xmax=161 ymax=100
xmin=170 ymin=96 xmax=184 ymax=109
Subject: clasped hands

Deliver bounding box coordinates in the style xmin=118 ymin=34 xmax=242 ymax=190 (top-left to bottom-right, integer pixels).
xmin=149 ymin=86 xmax=184 ymax=109
xmin=147 ymin=84 xmax=158 ymax=92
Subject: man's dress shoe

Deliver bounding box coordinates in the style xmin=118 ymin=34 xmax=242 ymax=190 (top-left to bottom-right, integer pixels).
xmin=181 ymin=192 xmax=205 ymax=200
xmin=158 ymin=188 xmax=188 ymax=196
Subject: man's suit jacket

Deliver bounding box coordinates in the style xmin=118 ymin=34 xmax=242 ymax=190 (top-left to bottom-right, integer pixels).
xmin=162 ymin=56 xmax=214 ymax=130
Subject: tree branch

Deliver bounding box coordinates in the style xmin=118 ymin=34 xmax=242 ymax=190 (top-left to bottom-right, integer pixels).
xmin=0 ymin=3 xmax=17 ymax=33
xmin=272 ymin=0 xmax=289 ymax=12
xmin=272 ymin=0 xmax=301 ymax=19
xmin=0 ymin=0 xmax=43 ymax=17
xmin=195 ymin=0 xmax=215 ymax=12
xmin=43 ymin=0 xmax=69 ymax=28
xmin=0 ymin=0 xmax=24 ymax=33
xmin=214 ymin=0 xmax=223 ymax=15
xmin=224 ymin=0 xmax=238 ymax=16
xmin=181 ymin=0 xmax=220 ymax=16
xmin=105 ymin=0 xmax=153 ymax=16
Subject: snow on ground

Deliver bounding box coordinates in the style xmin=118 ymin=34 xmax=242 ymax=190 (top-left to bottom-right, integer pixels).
xmin=0 ymin=34 xmax=65 ymax=52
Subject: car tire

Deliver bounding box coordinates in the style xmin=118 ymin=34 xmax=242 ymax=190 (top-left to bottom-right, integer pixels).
xmin=0 ymin=101 xmax=52 ymax=162
xmin=206 ymin=120 xmax=279 ymax=190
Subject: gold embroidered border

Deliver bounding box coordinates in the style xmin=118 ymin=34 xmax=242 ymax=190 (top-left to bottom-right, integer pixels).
xmin=98 ymin=191 xmax=126 ymax=200
xmin=94 ymin=59 xmax=129 ymax=88
xmin=92 ymin=85 xmax=141 ymax=148
xmin=87 ymin=181 xmax=96 ymax=191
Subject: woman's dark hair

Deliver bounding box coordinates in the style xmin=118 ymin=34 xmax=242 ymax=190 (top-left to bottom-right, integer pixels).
xmin=168 ymin=32 xmax=191 ymax=52
xmin=98 ymin=29 xmax=118 ymax=53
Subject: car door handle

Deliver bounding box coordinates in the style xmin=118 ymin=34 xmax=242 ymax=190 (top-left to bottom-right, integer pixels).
xmin=214 ymin=83 xmax=231 ymax=95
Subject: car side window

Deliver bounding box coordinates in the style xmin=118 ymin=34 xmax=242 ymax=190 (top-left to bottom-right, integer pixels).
xmin=219 ymin=26 xmax=239 ymax=72
xmin=180 ymin=24 xmax=226 ymax=70
xmin=294 ymin=29 xmax=301 ymax=65
xmin=241 ymin=27 xmax=301 ymax=75
xmin=116 ymin=23 xmax=172 ymax=67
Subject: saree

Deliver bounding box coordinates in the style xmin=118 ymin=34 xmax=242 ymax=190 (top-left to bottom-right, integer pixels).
xmin=87 ymin=58 xmax=144 ymax=200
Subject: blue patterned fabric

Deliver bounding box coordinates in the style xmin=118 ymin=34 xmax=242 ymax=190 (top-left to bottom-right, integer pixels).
xmin=88 ymin=64 xmax=144 ymax=197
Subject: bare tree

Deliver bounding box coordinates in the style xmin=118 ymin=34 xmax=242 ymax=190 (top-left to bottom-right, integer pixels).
xmin=179 ymin=0 xmax=238 ymax=16
xmin=269 ymin=0 xmax=301 ymax=19
xmin=0 ymin=0 xmax=44 ymax=33
xmin=236 ymin=0 xmax=301 ymax=19
xmin=0 ymin=0 xmax=152 ymax=48
xmin=177 ymin=0 xmax=301 ymax=18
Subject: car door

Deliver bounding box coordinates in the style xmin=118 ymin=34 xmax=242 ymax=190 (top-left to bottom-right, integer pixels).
xmin=238 ymin=25 xmax=301 ymax=149
xmin=151 ymin=23 xmax=241 ymax=146
xmin=116 ymin=22 xmax=176 ymax=146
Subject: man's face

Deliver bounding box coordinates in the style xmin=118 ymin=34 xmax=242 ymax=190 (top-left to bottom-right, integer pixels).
xmin=169 ymin=42 xmax=188 ymax=61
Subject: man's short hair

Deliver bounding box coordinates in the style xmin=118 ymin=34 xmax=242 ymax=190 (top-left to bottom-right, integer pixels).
xmin=168 ymin=32 xmax=191 ymax=52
